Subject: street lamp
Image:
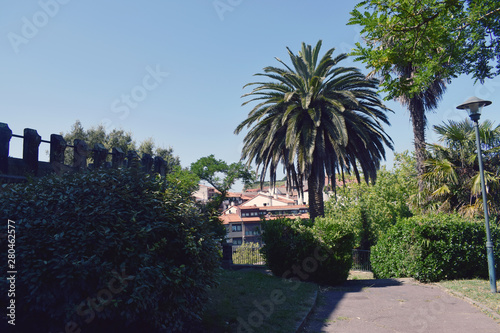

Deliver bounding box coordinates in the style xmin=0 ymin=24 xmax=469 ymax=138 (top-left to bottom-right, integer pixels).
xmin=457 ymin=96 xmax=497 ymax=293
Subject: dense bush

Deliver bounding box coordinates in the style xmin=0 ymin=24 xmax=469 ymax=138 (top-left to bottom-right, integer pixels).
xmin=325 ymin=152 xmax=416 ymax=249
xmin=371 ymin=213 xmax=500 ymax=282
xmin=0 ymin=169 xmax=220 ymax=332
xmin=260 ymin=218 xmax=354 ymax=285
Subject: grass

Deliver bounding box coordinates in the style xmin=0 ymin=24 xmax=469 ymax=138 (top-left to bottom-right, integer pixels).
xmin=348 ymin=270 xmax=374 ymax=280
xmin=199 ymin=270 xmax=500 ymax=331
xmin=438 ymin=279 xmax=500 ymax=319
xmin=200 ymin=268 xmax=318 ymax=333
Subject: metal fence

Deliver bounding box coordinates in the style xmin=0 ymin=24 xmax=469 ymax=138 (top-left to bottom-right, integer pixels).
xmin=352 ymin=249 xmax=371 ymax=272
xmin=231 ymin=244 xmax=265 ymax=266
xmin=223 ymin=244 xmax=372 ymax=271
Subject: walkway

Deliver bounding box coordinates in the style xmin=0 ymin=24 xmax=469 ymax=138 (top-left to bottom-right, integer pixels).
xmin=300 ymin=278 xmax=500 ymax=333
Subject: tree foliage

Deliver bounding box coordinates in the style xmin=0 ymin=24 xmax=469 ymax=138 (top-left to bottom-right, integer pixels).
xmin=62 ymin=120 xmax=180 ymax=172
xmin=0 ymin=168 xmax=220 ymax=332
xmin=325 ymin=151 xmax=416 ymax=248
xmin=166 ymin=165 xmax=201 ymax=199
xmin=190 ymin=155 xmax=254 ymax=240
xmin=349 ymin=0 xmax=500 ymax=98
xmin=235 ymin=40 xmax=393 ymax=221
xmin=349 ymin=0 xmax=500 ymax=189
xmin=422 ymin=119 xmax=500 ymax=221
xmin=190 ymin=155 xmax=254 ymax=199
xmin=63 ymin=120 xmax=135 ymax=156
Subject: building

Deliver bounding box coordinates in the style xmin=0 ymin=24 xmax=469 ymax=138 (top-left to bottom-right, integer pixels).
xmin=195 ymin=181 xmax=354 ymax=246
xmin=220 ymin=194 xmax=309 ymax=245
xmin=192 ymin=184 xmax=219 ymax=203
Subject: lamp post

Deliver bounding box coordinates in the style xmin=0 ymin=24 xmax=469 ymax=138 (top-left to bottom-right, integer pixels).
xmin=457 ymin=96 xmax=497 ymax=293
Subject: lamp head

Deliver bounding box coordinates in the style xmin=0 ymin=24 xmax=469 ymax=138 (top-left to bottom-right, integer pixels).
xmin=456 ymin=96 xmax=492 ymax=121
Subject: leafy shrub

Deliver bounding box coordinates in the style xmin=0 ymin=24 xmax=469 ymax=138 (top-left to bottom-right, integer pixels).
xmin=325 ymin=152 xmax=415 ymax=249
xmin=0 ymin=169 xmax=220 ymax=332
xmin=371 ymin=213 xmax=500 ymax=282
xmin=261 ymin=218 xmax=354 ymax=285
xmin=232 ymin=242 xmax=264 ymax=265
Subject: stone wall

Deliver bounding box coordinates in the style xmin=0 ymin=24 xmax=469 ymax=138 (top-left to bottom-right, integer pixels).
xmin=0 ymin=122 xmax=167 ymax=183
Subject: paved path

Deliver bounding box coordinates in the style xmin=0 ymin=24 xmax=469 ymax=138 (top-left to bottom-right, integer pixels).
xmin=300 ymin=278 xmax=500 ymax=333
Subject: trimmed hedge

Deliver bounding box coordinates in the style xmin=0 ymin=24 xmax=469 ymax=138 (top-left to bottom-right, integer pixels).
xmin=371 ymin=213 xmax=500 ymax=282
xmin=0 ymin=169 xmax=220 ymax=332
xmin=260 ymin=217 xmax=354 ymax=285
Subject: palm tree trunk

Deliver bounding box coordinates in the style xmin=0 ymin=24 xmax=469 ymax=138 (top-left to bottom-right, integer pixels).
xmin=308 ymin=167 xmax=325 ymax=222
xmin=409 ymin=101 xmax=427 ymax=191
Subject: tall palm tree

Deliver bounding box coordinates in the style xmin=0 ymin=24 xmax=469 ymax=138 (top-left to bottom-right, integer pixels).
xmin=235 ymin=41 xmax=394 ymax=221
xmin=423 ymin=119 xmax=500 ymax=219
xmin=392 ymin=63 xmax=447 ymax=191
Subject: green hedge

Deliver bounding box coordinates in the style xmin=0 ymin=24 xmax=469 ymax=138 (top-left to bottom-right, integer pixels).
xmin=371 ymin=213 xmax=500 ymax=282
xmin=260 ymin=218 xmax=354 ymax=285
xmin=0 ymin=169 xmax=220 ymax=332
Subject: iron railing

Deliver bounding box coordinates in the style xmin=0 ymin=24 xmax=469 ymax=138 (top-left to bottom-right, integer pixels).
xmin=352 ymin=249 xmax=371 ymax=272
xmin=231 ymin=245 xmax=265 ymax=265
xmin=224 ymin=244 xmax=372 ymax=271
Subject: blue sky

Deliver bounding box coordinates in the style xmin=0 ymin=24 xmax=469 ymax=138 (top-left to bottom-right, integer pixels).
xmin=2 ymin=1 xmax=500 ymax=182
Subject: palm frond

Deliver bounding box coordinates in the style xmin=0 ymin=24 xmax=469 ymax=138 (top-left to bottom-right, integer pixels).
xmin=235 ymin=40 xmax=393 ymax=219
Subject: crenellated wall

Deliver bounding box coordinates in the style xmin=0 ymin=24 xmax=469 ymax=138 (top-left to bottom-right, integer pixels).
xmin=0 ymin=122 xmax=167 ymax=183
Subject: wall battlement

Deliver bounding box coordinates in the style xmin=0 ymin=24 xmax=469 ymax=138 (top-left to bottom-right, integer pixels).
xmin=0 ymin=122 xmax=167 ymax=183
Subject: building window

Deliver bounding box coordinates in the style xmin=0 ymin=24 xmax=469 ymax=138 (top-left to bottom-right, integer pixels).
xmin=232 ymin=224 xmax=242 ymax=232
xmin=233 ymin=238 xmax=243 ymax=245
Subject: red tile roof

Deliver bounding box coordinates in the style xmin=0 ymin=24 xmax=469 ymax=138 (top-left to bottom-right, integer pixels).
xmin=220 ymin=213 xmax=309 ymax=224
xmin=264 ymin=204 xmax=308 ymax=210
xmin=220 ymin=214 xmax=243 ymax=223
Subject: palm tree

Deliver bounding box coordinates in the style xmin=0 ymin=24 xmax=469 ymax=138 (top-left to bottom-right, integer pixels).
xmin=391 ymin=63 xmax=447 ymax=191
xmin=423 ymin=119 xmax=500 ymax=219
xmin=235 ymin=41 xmax=394 ymax=221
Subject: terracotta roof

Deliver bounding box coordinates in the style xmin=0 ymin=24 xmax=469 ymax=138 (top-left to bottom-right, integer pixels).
xmin=239 ymin=193 xmax=295 ymax=206
xmin=264 ymin=204 xmax=308 ymax=210
xmin=220 ymin=214 xmax=242 ymax=223
xmin=220 ymin=213 xmax=309 ymax=224
xmin=273 ymin=196 xmax=296 ymax=203
xmin=238 ymin=204 xmax=307 ymax=211
xmin=237 ymin=217 xmax=262 ymax=223
xmin=239 ymin=206 xmax=261 ymax=211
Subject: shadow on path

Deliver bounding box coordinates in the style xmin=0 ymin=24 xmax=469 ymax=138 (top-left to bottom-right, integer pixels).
xmin=300 ymin=278 xmax=500 ymax=333
xmin=300 ymin=279 xmax=402 ymax=332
